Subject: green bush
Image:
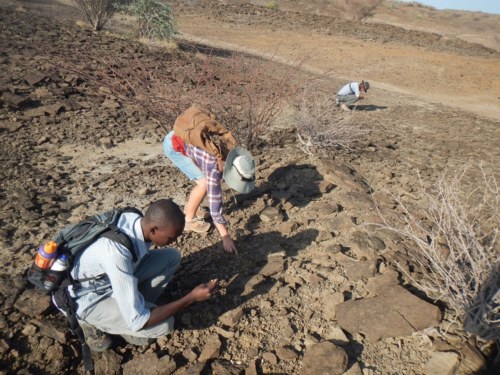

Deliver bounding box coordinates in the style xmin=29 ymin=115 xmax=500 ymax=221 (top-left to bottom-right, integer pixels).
xmin=265 ymin=1 xmax=279 ymax=11
xmin=120 ymin=0 xmax=177 ymax=40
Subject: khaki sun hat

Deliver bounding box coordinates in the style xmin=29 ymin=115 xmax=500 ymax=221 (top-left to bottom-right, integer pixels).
xmin=223 ymin=147 xmax=256 ymax=194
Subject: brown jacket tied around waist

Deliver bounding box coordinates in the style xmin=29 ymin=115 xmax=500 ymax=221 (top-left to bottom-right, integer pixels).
xmin=173 ymin=105 xmax=238 ymax=172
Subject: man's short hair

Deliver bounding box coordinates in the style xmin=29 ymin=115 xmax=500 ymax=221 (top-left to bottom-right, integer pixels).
xmin=144 ymin=199 xmax=184 ymax=229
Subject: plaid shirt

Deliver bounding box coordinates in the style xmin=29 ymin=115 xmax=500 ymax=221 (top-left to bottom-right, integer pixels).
xmin=186 ymin=145 xmax=226 ymax=225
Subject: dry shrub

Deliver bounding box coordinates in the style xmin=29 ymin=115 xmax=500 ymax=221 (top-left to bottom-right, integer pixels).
xmin=73 ymin=0 xmax=119 ymax=31
xmin=56 ymin=43 xmax=328 ymax=149
xmin=286 ymin=91 xmax=372 ymax=156
xmin=334 ymin=0 xmax=383 ymax=20
xmin=192 ymin=51 xmax=327 ymax=148
xmin=378 ymin=164 xmax=499 ymax=342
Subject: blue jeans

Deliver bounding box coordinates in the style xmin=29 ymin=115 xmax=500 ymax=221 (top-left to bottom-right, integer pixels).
xmin=80 ymin=248 xmax=181 ymax=338
xmin=163 ymin=131 xmax=204 ymax=181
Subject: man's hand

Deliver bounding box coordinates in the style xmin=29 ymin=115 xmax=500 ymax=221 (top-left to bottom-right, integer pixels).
xmin=222 ymin=235 xmax=238 ymax=254
xmin=189 ymin=279 xmax=219 ymax=302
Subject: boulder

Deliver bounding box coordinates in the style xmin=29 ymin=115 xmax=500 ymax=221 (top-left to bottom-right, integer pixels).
xmin=336 ymin=285 xmax=441 ymax=341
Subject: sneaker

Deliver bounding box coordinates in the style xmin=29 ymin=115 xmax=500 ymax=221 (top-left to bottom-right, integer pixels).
xmin=340 ymin=103 xmax=351 ymax=112
xmin=185 ymin=218 xmax=211 ymax=233
xmin=80 ymin=323 xmax=112 ymax=352
xmin=196 ymin=206 xmax=210 ymax=220
xmin=120 ymin=334 xmax=155 ymax=346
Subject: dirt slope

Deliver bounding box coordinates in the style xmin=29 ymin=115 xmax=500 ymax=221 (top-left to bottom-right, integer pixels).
xmin=171 ymin=1 xmax=500 ymax=122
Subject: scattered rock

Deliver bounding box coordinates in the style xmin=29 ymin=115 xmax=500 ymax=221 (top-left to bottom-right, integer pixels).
xmin=460 ymin=341 xmax=486 ymax=374
xmin=24 ymin=71 xmax=47 ymax=86
xmin=301 ymin=341 xmax=348 ymax=375
xmin=424 ymin=351 xmax=460 ymax=375
xmin=365 ymin=269 xmax=400 ymax=297
xmin=182 ymin=348 xmax=198 ymax=362
xmin=321 ymin=159 xmax=371 ymax=193
xmin=277 ymin=220 xmax=298 ymax=234
xmin=259 ymin=206 xmax=284 ymax=223
xmin=184 ymin=363 xmax=206 ymax=375
xmin=323 ymin=326 xmax=350 ymax=345
xmin=211 ymin=359 xmax=244 ymax=375
xmin=322 ymin=292 xmax=344 ymax=321
xmin=199 ymin=334 xmax=221 ymax=362
xmin=319 ymin=180 xmax=335 ymax=193
xmin=262 ymin=351 xmax=278 ymax=365
xmin=100 ymin=137 xmax=114 ymax=149
xmin=122 ymin=352 xmax=171 ymax=375
xmin=308 ymin=201 xmax=340 ymax=216
xmin=93 ymin=350 xmax=123 ymax=375
xmin=276 ymin=346 xmax=298 ymax=361
xmin=14 ymin=289 xmax=52 ymax=317
xmin=30 ymin=319 xmax=66 ymax=344
xmin=259 ymin=258 xmax=285 ymax=277
xmin=1 ymin=91 xmax=31 ymax=107
xmin=347 ymin=231 xmax=386 ymax=259
xmin=0 ymin=120 xmax=23 ymax=132
xmin=245 ymin=359 xmax=258 ymax=375
xmin=219 ymin=307 xmax=244 ymax=327
xmin=333 ymin=253 xmax=377 ymax=281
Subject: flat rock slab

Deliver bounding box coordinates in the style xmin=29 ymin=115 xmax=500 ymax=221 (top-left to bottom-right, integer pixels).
xmin=14 ymin=289 xmax=52 ymax=317
xmin=122 ymin=352 xmax=175 ymax=375
xmin=336 ymin=285 xmax=441 ymax=341
xmin=321 ymin=159 xmax=371 ymax=193
xmin=301 ymin=341 xmax=348 ymax=375
xmin=424 ymin=351 xmax=460 ymax=375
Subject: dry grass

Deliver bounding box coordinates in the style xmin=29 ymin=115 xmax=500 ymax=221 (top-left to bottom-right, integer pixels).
xmin=284 ymin=91 xmax=373 ymax=156
xmin=334 ymin=0 xmax=384 ymax=20
xmin=377 ymin=164 xmax=499 ymax=342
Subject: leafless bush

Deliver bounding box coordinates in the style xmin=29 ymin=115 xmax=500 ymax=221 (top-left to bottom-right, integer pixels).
xmin=193 ymin=51 xmax=327 ymax=148
xmin=377 ymin=164 xmax=499 ymax=342
xmin=334 ymin=0 xmax=383 ymax=20
xmin=56 ymin=43 xmax=328 ymax=149
xmin=286 ymin=91 xmax=372 ymax=156
xmin=73 ymin=0 xmax=120 ymax=31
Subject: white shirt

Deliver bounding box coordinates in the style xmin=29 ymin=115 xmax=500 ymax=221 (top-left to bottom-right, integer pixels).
xmin=69 ymin=212 xmax=151 ymax=331
xmin=338 ymin=82 xmax=360 ymax=97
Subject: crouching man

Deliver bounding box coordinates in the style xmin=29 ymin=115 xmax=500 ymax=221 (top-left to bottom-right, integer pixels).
xmin=61 ymin=199 xmax=217 ymax=350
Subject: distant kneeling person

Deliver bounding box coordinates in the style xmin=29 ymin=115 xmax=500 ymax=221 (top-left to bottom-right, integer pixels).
xmin=336 ymin=80 xmax=370 ymax=111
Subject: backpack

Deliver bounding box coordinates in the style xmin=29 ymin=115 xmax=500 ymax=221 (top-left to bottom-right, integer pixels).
xmin=173 ymin=104 xmax=238 ymax=171
xmin=26 ymin=207 xmax=143 ymax=372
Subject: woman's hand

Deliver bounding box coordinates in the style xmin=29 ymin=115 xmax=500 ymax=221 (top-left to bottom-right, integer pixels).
xmin=222 ymin=235 xmax=238 ymax=254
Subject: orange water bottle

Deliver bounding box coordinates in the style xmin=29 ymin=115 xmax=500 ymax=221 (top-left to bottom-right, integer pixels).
xmin=34 ymin=241 xmax=58 ymax=269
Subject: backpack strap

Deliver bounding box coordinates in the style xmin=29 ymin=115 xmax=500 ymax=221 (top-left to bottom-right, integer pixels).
xmin=349 ymin=82 xmax=355 ymax=95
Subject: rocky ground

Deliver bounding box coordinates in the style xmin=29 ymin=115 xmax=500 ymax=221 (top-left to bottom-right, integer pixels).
xmin=0 ymin=2 xmax=499 ymax=375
